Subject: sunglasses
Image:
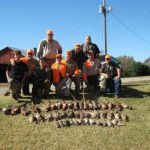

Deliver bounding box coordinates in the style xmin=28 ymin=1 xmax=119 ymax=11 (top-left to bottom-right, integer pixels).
xmin=47 ymin=34 xmax=53 ymax=36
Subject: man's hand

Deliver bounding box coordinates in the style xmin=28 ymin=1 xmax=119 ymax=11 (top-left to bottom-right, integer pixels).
xmin=72 ymin=74 xmax=76 ymax=78
xmin=100 ymin=73 xmax=109 ymax=79
xmin=115 ymin=76 xmax=120 ymax=80
xmin=105 ymin=74 xmax=109 ymax=79
xmin=66 ymin=73 xmax=70 ymax=77
xmin=66 ymin=74 xmax=76 ymax=78
xmin=8 ymin=78 xmax=13 ymax=83
xmin=10 ymin=59 xmax=16 ymax=66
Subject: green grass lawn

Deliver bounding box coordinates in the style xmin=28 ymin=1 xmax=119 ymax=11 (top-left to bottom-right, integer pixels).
xmin=0 ymin=81 xmax=150 ymax=150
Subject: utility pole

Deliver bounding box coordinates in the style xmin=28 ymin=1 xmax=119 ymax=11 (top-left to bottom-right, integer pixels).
xmin=99 ymin=0 xmax=112 ymax=55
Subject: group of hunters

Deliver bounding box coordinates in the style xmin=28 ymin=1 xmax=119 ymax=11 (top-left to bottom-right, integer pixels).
xmin=5 ymin=29 xmax=122 ymax=103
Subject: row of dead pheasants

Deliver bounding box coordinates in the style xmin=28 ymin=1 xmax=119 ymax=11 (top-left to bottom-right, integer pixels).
xmin=1 ymin=101 xmax=133 ymax=115
xmin=41 ymin=101 xmax=133 ymax=111
xmin=28 ymin=110 xmax=129 ymax=128
xmin=1 ymin=101 xmax=130 ymax=128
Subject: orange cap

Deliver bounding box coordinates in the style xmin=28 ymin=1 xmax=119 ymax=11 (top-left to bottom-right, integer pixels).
xmin=27 ymin=49 xmax=34 ymax=55
xmin=47 ymin=30 xmax=54 ymax=35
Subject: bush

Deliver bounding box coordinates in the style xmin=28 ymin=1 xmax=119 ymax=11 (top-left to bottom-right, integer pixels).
xmin=116 ymin=56 xmax=135 ymax=77
xmin=116 ymin=56 xmax=150 ymax=77
xmin=125 ymin=62 xmax=150 ymax=77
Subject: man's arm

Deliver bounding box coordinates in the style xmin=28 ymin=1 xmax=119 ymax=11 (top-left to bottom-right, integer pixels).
xmin=57 ymin=42 xmax=62 ymax=54
xmin=94 ymin=44 xmax=100 ymax=54
xmin=99 ymin=64 xmax=109 ymax=79
xmin=73 ymin=63 xmax=80 ymax=77
xmin=6 ymin=70 xmax=10 ymax=81
xmin=37 ymin=41 xmax=44 ymax=60
xmin=115 ymin=68 xmax=121 ymax=79
xmin=6 ymin=64 xmax=11 ymax=81
xmin=82 ymin=63 xmax=87 ymax=82
xmin=22 ymin=72 xmax=27 ymax=83
xmin=93 ymin=43 xmax=100 ymax=58
xmin=22 ymin=63 xmax=29 ymax=82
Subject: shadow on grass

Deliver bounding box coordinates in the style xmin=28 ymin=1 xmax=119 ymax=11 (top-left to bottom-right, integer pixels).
xmin=40 ymin=90 xmax=101 ymax=102
xmin=81 ymin=89 xmax=101 ymax=101
xmin=17 ymin=100 xmax=32 ymax=105
xmin=121 ymin=84 xmax=150 ymax=98
xmin=19 ymin=96 xmax=32 ymax=99
xmin=12 ymin=82 xmax=150 ymax=104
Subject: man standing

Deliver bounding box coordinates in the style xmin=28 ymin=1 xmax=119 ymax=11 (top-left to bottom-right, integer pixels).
xmin=51 ymin=54 xmax=71 ymax=98
xmin=37 ymin=29 xmax=62 ymax=67
xmin=99 ymin=54 xmax=121 ymax=99
xmin=20 ymin=49 xmax=39 ymax=95
xmin=62 ymin=50 xmax=80 ymax=96
xmin=82 ymin=50 xmax=101 ymax=91
xmin=6 ymin=50 xmax=28 ymax=100
xmin=81 ymin=36 xmax=100 ymax=59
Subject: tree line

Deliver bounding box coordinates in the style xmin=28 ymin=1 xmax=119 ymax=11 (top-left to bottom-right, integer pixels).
xmin=116 ymin=56 xmax=150 ymax=77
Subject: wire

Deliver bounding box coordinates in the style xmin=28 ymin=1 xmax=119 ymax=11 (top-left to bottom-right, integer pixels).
xmin=111 ymin=12 xmax=150 ymax=47
xmin=59 ymin=12 xmax=99 ymax=41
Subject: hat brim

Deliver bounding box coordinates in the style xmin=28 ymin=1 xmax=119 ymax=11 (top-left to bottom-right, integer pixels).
xmin=88 ymin=51 xmax=94 ymax=54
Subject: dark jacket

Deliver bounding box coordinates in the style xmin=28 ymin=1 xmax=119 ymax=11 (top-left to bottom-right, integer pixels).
xmin=100 ymin=62 xmax=120 ymax=78
xmin=71 ymin=49 xmax=87 ymax=70
xmin=81 ymin=42 xmax=100 ymax=59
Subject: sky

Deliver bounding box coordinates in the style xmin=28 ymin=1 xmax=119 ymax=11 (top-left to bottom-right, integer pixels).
xmin=0 ymin=0 xmax=150 ymax=62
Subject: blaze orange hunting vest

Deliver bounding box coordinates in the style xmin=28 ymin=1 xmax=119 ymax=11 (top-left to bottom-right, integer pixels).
xmin=51 ymin=62 xmax=67 ymax=83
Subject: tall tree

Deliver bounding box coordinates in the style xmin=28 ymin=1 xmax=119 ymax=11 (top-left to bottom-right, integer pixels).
xmin=116 ymin=56 xmax=135 ymax=77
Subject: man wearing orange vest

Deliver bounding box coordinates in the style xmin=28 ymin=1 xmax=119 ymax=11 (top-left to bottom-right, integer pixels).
xmin=82 ymin=50 xmax=101 ymax=91
xmin=62 ymin=50 xmax=80 ymax=96
xmin=51 ymin=54 xmax=71 ymax=98
xmin=20 ymin=49 xmax=39 ymax=95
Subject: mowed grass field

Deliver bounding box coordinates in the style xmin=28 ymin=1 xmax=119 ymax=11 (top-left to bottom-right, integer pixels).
xmin=0 ymin=81 xmax=150 ymax=150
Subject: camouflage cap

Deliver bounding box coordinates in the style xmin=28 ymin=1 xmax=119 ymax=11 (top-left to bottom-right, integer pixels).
xmin=88 ymin=49 xmax=94 ymax=54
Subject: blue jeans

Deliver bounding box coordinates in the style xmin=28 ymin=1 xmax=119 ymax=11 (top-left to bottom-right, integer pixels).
xmin=106 ymin=77 xmax=121 ymax=96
